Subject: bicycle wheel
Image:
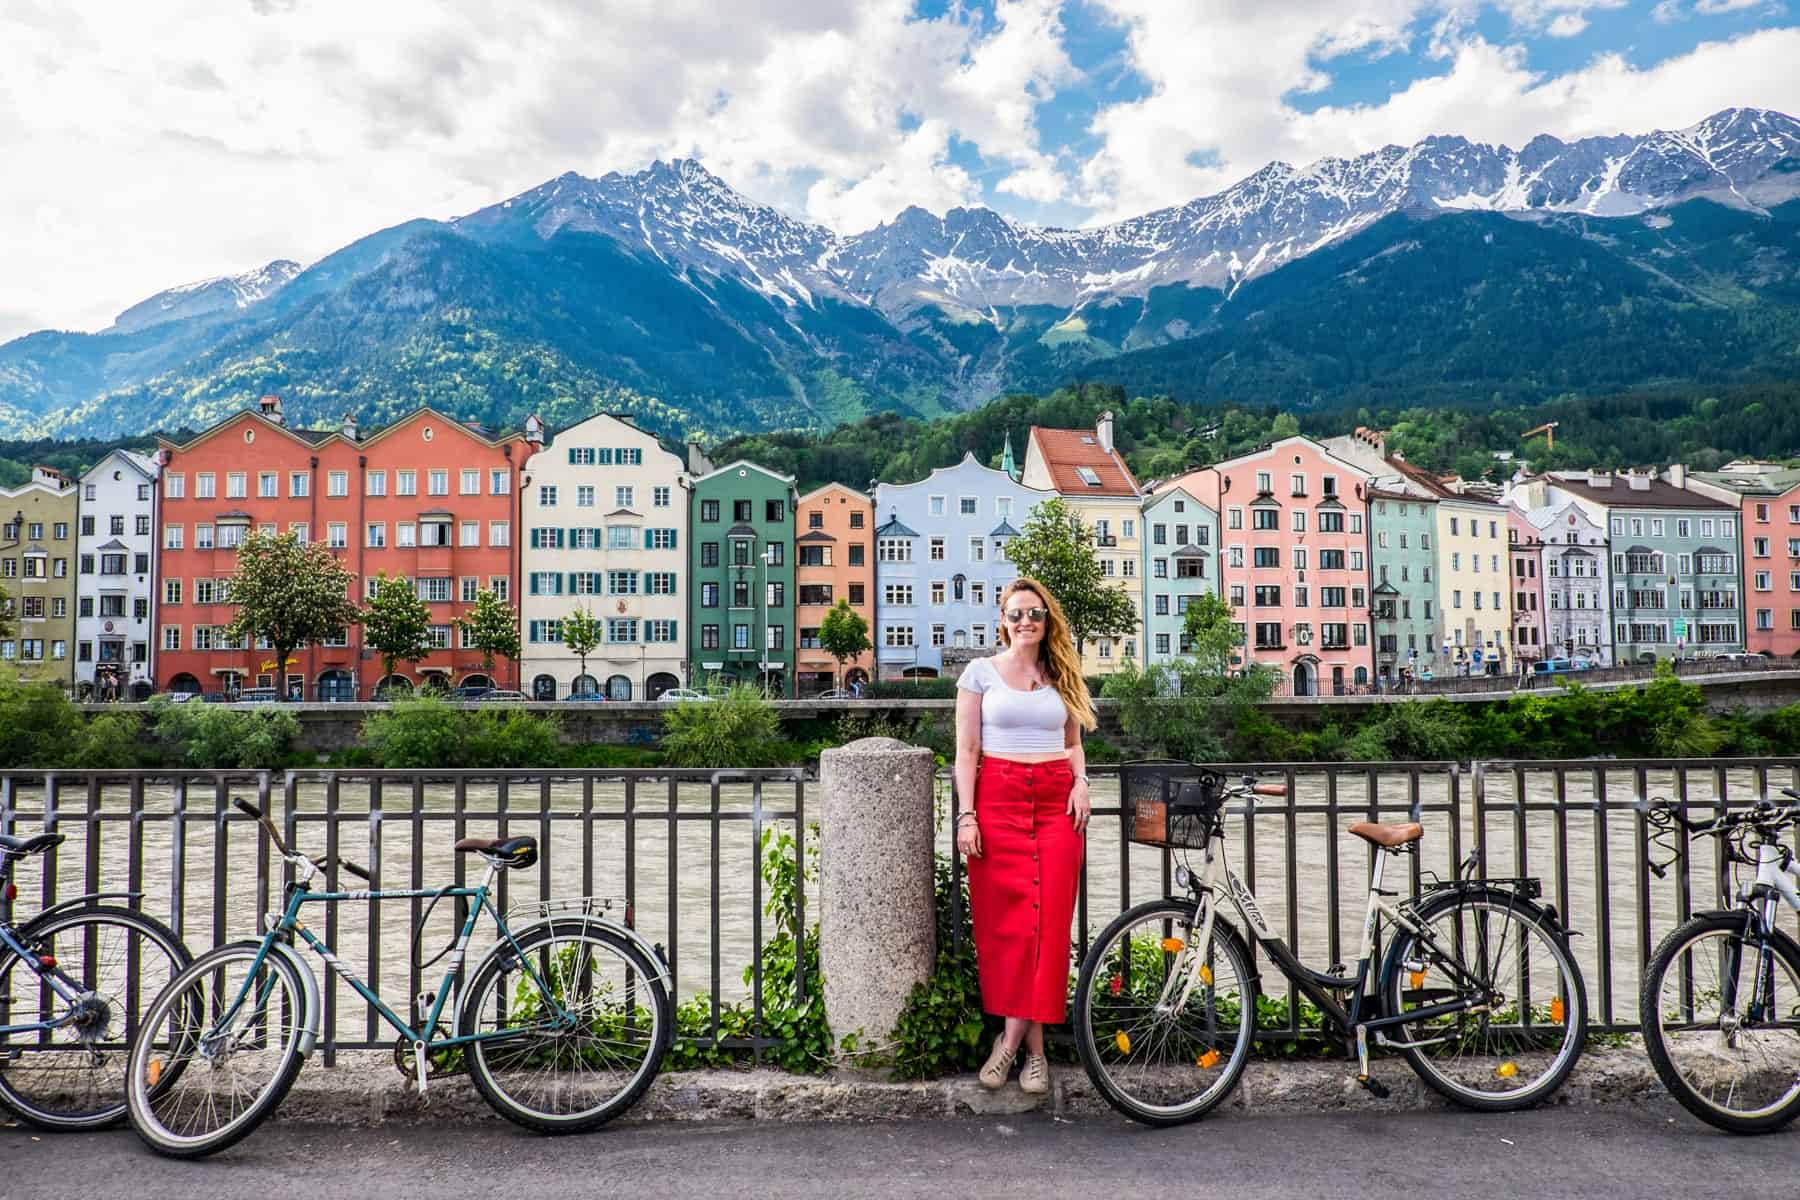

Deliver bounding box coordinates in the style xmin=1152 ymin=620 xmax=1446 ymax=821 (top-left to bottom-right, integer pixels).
xmin=1385 ymin=888 xmax=1587 ymax=1110
xmin=126 ymin=940 xmax=310 ymax=1158
xmin=0 ymin=905 xmax=191 ymax=1130
xmin=1073 ymin=898 xmax=1257 ymax=1126
xmin=460 ymin=920 xmax=672 ymax=1134
xmin=1642 ymin=912 xmax=1800 ymax=1134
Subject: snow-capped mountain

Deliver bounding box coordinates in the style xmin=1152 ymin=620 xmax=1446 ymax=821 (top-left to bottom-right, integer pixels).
xmin=108 ymin=259 xmax=302 ymax=334
xmin=2 ymin=107 xmax=1797 ymax=441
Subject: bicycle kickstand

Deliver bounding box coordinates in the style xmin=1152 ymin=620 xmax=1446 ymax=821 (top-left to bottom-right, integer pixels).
xmin=1353 ymin=1025 xmax=1390 ymax=1099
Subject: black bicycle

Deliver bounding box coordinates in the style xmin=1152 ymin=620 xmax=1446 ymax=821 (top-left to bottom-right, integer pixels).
xmin=0 ymin=831 xmax=192 ymax=1129
xmin=1641 ymin=791 xmax=1800 ymax=1134
xmin=1073 ymin=765 xmax=1589 ymax=1126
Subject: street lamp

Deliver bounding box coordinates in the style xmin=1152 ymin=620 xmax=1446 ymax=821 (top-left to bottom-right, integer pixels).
xmin=757 ymin=544 xmax=776 ymax=696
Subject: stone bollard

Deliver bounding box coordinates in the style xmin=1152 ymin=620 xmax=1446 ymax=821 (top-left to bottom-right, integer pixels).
xmin=819 ymin=736 xmax=937 ymax=1050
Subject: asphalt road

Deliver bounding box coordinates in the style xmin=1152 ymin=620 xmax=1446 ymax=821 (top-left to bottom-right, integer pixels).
xmin=3 ymin=1103 xmax=1790 ymax=1200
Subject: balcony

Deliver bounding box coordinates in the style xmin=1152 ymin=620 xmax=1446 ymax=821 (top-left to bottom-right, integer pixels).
xmin=1095 ymin=535 xmax=1117 ymax=547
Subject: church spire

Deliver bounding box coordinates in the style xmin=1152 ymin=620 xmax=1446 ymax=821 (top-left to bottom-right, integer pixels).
xmin=1001 ymin=430 xmax=1019 ymax=482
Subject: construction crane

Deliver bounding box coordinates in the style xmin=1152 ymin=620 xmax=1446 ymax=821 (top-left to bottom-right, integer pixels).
xmin=1522 ymin=421 xmax=1559 ymax=451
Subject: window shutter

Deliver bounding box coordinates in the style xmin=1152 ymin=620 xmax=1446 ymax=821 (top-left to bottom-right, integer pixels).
xmin=668 ymin=529 xmax=678 ymax=550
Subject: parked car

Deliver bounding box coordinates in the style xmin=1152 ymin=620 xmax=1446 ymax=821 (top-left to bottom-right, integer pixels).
xmin=814 ymin=688 xmax=855 ymax=700
xmin=657 ymin=688 xmax=712 ymax=703
xmin=1532 ymin=657 xmax=1590 ymax=676
xmin=480 ymin=690 xmax=528 ymax=703
xmin=566 ymin=691 xmax=610 ymax=702
xmin=235 ymin=687 xmax=280 ymax=703
xmin=444 ymin=685 xmax=493 ymax=701
xmin=1705 ymin=651 xmax=1769 ymax=667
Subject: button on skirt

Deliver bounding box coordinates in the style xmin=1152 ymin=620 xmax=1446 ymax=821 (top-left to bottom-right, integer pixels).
xmin=966 ymin=756 xmax=1085 ymax=1024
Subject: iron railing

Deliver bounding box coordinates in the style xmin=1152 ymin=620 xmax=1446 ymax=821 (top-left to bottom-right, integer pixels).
xmin=0 ymin=768 xmax=808 ymax=1063
xmin=947 ymin=757 xmax=1800 ymax=1038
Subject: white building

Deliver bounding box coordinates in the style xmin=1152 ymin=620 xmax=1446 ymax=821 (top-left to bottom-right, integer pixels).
xmin=518 ymin=413 xmax=696 ymax=700
xmin=76 ymin=450 xmax=159 ymax=697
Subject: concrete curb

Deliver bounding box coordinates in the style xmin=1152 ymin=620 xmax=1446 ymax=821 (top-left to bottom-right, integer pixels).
xmin=271 ymin=1043 xmax=1667 ymax=1127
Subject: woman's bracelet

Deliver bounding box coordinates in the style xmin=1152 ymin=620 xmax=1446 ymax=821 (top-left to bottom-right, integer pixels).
xmin=955 ymin=812 xmax=979 ymax=825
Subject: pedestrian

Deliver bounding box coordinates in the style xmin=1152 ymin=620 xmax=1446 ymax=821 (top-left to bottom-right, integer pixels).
xmin=954 ymin=576 xmax=1097 ymax=1096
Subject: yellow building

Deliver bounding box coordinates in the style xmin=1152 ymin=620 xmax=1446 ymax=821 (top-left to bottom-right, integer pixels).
xmin=1434 ymin=492 xmax=1514 ymax=675
xmin=1020 ymin=412 xmax=1144 ymax=673
xmin=1 ymin=467 xmax=80 ymax=688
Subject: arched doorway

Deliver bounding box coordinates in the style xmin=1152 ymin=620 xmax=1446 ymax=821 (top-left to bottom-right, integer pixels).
xmin=318 ymin=669 xmax=355 ymax=703
xmin=374 ymin=675 xmax=412 ymax=701
xmin=531 ymin=674 xmax=557 ymax=701
xmin=459 ymin=673 xmax=493 ymax=690
xmin=1331 ymin=665 xmax=1345 ymax=696
xmin=130 ymin=680 xmax=154 ymax=702
xmin=1291 ymin=661 xmax=1315 ymax=697
xmin=570 ymin=674 xmax=599 ymax=697
xmin=418 ymin=671 xmax=449 ymax=695
xmin=1353 ymin=665 xmax=1369 ymax=687
xmin=168 ymin=673 xmax=201 ymax=695
xmin=606 ymin=674 xmax=632 ymax=701
xmin=645 ymin=672 xmax=681 ymax=700
xmin=844 ymin=667 xmax=869 ymax=690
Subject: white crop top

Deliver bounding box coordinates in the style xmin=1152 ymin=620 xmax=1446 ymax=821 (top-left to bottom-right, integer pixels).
xmin=957 ymin=656 xmax=1069 ymax=754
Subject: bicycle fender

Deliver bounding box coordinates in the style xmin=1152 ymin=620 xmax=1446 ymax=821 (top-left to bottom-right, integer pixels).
xmin=21 ymin=892 xmax=145 ymax=927
xmin=259 ymin=937 xmax=323 ymax=1059
xmin=507 ymin=917 xmax=674 ymax=992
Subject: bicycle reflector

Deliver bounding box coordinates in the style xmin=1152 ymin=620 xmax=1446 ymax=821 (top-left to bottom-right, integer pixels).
xmin=1495 ymin=1061 xmax=1519 ymax=1080
xmin=1550 ymin=997 xmax=1567 ymax=1023
xmin=146 ymin=1058 xmax=163 ymax=1087
xmin=1114 ymin=1031 xmax=1132 ymax=1054
xmin=1197 ymin=1049 xmax=1221 ymax=1070
xmin=1199 ymin=964 xmax=1213 ymax=986
xmin=1160 ymin=936 xmax=1185 ymax=953
xmin=3 ymin=883 xmax=13 ymax=901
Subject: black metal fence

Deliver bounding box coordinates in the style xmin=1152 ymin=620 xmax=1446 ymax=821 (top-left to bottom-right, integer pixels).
xmin=0 ymin=768 xmax=808 ymax=1063
xmin=948 ymin=757 xmax=1800 ymax=1037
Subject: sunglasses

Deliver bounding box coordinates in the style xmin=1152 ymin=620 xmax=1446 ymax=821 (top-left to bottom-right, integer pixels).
xmin=1003 ymin=606 xmax=1049 ymax=624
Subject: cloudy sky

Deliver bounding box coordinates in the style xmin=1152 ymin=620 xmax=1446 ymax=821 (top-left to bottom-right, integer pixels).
xmin=3 ymin=0 xmax=1797 ymax=341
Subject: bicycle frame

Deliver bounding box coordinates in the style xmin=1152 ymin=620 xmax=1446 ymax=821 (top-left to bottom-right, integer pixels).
xmin=212 ymin=859 xmax=576 ymax=1064
xmin=1180 ymin=827 xmax=1494 ymax=1045
xmin=0 ymin=919 xmax=88 ymax=1037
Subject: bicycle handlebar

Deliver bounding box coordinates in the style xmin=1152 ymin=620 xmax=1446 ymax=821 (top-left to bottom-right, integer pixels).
xmin=233 ymin=797 xmax=371 ymax=882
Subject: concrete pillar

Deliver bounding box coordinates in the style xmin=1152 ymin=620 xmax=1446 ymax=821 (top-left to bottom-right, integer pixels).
xmin=819 ymin=736 xmax=936 ymax=1046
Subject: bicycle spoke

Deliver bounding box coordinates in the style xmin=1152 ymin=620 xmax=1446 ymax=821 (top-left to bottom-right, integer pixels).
xmin=1652 ymin=926 xmax=1800 ymax=1123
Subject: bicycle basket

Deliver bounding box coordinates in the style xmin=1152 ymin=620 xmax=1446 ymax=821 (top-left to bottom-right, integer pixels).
xmin=1122 ymin=764 xmax=1225 ymax=849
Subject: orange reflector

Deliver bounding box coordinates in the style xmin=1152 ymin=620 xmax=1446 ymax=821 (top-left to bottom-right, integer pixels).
xmin=1550 ymin=997 xmax=1566 ymax=1024
xmin=1114 ymin=1031 xmax=1132 ymax=1054
xmin=1409 ymin=970 xmax=1425 ymax=990
xmin=146 ymin=1058 xmax=163 ymax=1087
xmin=1160 ymin=937 xmax=1186 ymax=953
xmin=1197 ymin=1049 xmax=1221 ymax=1070
xmin=39 ymin=955 xmax=56 ymax=969
xmin=1199 ymin=964 xmax=1214 ymax=986
xmin=1495 ymin=1061 xmax=1519 ymax=1080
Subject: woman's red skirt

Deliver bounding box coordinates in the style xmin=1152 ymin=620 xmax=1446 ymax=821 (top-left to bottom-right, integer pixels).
xmin=966 ymin=756 xmax=1085 ymax=1024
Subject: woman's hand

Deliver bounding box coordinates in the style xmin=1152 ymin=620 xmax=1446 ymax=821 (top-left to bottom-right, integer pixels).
xmin=1068 ymin=776 xmax=1091 ymax=834
xmin=957 ymin=814 xmax=982 ymax=859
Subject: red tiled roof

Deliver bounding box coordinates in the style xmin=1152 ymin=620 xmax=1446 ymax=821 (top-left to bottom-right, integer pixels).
xmin=1028 ymin=427 xmax=1139 ymax=496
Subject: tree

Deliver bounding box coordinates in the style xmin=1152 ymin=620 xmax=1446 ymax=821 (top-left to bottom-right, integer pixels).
xmin=562 ymin=606 xmax=604 ymax=696
xmin=0 ymin=583 xmax=13 ymax=642
xmin=817 ymin=599 xmax=871 ymax=690
xmin=1003 ymin=496 xmax=1139 ymax=652
xmin=360 ymin=573 xmax=434 ymax=694
xmin=1181 ymin=592 xmax=1240 ymax=677
xmin=456 ymin=589 xmax=520 ymax=683
xmin=225 ymin=531 xmax=360 ymax=701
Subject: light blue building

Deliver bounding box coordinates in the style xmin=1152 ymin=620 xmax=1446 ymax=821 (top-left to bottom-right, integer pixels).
xmin=1140 ymin=484 xmax=1220 ymax=667
xmin=871 ymin=453 xmax=1054 ymax=679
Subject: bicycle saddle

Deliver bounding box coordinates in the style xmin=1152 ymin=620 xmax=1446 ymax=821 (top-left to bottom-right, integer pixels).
xmin=1348 ymin=821 xmax=1423 ymax=848
xmin=0 ymin=832 xmax=65 ymax=857
xmin=452 ymin=835 xmax=539 ymax=870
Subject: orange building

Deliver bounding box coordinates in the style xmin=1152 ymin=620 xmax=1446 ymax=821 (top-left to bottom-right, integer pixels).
xmin=795 ymin=483 xmax=874 ymax=695
xmin=154 ymin=396 xmax=537 ymax=699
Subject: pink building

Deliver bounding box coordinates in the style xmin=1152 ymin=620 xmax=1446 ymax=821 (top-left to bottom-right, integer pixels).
xmin=1691 ymin=465 xmax=1800 ymax=659
xmin=1173 ymin=436 xmax=1375 ymax=696
xmin=1507 ymin=508 xmax=1547 ymax=665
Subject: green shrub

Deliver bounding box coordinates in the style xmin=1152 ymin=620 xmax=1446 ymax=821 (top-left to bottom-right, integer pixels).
xmin=466 ymin=706 xmax=562 ymax=768
xmin=1356 ymin=700 xmax=1469 ymax=762
xmin=1754 ymin=703 xmax=1800 ymax=753
xmin=891 ymin=852 xmax=987 ymax=1078
xmin=361 ymin=697 xmax=563 ymax=769
xmin=1082 ymin=736 xmax=1124 ymax=764
xmin=68 ymin=711 xmax=150 ymax=769
xmin=0 ymin=684 xmax=83 ymax=768
xmin=661 ymin=685 xmax=785 ymax=769
xmin=865 ymin=678 xmax=957 ymax=700
xmin=147 ymin=697 xmax=304 ymax=769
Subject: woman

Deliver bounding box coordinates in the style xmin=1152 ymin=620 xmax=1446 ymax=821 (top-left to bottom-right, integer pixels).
xmin=955 ymin=576 xmax=1098 ymax=1094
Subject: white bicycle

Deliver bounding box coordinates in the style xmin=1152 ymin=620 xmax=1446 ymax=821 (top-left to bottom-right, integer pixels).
xmin=1073 ymin=766 xmax=1589 ymax=1126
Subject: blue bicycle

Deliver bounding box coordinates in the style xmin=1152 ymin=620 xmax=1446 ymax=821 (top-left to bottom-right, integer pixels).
xmin=125 ymin=799 xmax=673 ymax=1157
xmin=0 ymin=831 xmax=192 ymax=1130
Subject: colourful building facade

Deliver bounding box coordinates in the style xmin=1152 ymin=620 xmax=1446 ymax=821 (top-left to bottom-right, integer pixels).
xmin=1140 ymin=484 xmax=1220 ymax=667
xmin=795 ymin=483 xmax=874 ymax=695
xmin=1508 ymin=508 xmax=1547 ymax=666
xmin=1692 ymin=464 xmax=1800 ymax=659
xmin=688 ymin=461 xmax=798 ymax=695
xmin=0 ymin=467 xmax=79 ymax=687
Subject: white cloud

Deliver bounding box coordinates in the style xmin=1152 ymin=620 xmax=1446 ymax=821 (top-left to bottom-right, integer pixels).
xmin=1652 ymin=0 xmax=1688 ymax=21
xmin=1546 ymin=13 xmax=1590 ymax=35
xmin=0 ymin=0 xmax=1077 ymax=338
xmin=1695 ymin=0 xmax=1766 ymax=12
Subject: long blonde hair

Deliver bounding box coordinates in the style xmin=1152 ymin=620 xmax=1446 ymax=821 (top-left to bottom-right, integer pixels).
xmin=996 ymin=576 xmax=1097 ymax=731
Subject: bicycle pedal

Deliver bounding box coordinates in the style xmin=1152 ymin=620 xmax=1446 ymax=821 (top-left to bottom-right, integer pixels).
xmin=1356 ymin=1074 xmax=1391 ymax=1100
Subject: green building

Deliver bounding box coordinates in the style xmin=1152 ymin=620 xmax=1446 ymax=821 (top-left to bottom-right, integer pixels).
xmin=1140 ymin=484 xmax=1220 ymax=666
xmin=689 ymin=460 xmax=798 ymax=696
xmin=1367 ymin=486 xmax=1441 ymax=686
xmin=1 ymin=467 xmax=80 ymax=688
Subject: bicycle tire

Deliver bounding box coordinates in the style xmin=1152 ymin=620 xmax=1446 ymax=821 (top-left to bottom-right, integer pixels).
xmin=126 ymin=939 xmax=311 ymax=1159
xmin=1641 ymin=911 xmax=1800 ymax=1134
xmin=460 ymin=919 xmax=672 ymax=1134
xmin=0 ymin=904 xmax=192 ymax=1131
xmin=1073 ymin=898 xmax=1258 ymax=1127
xmin=1385 ymin=888 xmax=1587 ymax=1111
